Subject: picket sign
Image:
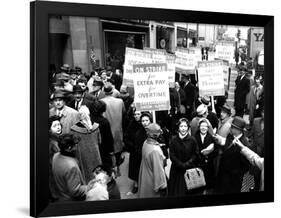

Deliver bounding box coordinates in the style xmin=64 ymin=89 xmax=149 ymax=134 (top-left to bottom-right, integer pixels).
xmin=215 ymin=42 xmax=236 ymax=64
xmin=133 ymin=63 xmax=170 ymax=113
xmin=123 ymin=47 xmax=176 ymax=87
xmin=197 ymin=60 xmax=225 ymax=97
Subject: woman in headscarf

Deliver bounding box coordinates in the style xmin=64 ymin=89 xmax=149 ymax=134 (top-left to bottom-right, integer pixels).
xmin=70 ymin=105 xmax=102 ymax=183
xmin=168 ymin=118 xmax=200 ymax=196
xmin=138 ymin=123 xmax=167 ymax=198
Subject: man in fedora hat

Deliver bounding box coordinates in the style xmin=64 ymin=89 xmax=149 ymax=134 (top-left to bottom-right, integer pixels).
xmin=181 ymin=74 xmax=196 ymax=120
xmin=49 ymin=90 xmax=80 ymax=134
xmin=213 ymin=116 xmax=250 ymax=194
xmin=67 ymin=85 xmax=96 ymax=111
xmin=234 ymin=63 xmax=250 ymax=117
xmin=101 ymin=84 xmax=126 ymax=175
xmin=90 ymin=78 xmax=105 ymax=100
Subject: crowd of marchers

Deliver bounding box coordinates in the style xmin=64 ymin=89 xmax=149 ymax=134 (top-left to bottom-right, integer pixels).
xmin=48 ymin=62 xmax=264 ymax=202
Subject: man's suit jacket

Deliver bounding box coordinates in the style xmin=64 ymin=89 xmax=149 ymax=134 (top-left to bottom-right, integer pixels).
xmin=67 ymin=93 xmax=97 ymax=111
xmin=49 ymin=105 xmax=80 ymax=134
xmin=183 ymin=82 xmax=196 ymax=109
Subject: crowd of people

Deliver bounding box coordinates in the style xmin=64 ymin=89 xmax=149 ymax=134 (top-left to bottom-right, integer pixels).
xmin=48 ymin=62 xmax=264 ymax=202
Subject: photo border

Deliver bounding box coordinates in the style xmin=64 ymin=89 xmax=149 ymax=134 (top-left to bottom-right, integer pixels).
xmin=30 ymin=1 xmax=274 ymax=217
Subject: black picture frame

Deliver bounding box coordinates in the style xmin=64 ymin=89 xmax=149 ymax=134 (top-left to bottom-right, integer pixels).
xmin=30 ymin=1 xmax=274 ymax=217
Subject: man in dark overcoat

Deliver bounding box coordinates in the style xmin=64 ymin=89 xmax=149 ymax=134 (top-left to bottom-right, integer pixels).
xmin=214 ymin=116 xmax=250 ymax=194
xmin=67 ymin=85 xmax=97 ymax=111
xmin=181 ymin=74 xmax=196 ymax=120
xmin=249 ymin=108 xmax=264 ymax=190
xmin=234 ymin=66 xmax=250 ymax=117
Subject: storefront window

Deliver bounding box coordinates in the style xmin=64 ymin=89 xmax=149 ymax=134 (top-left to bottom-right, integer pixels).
xmin=104 ymin=31 xmax=146 ymax=71
xmin=156 ymin=26 xmax=174 ymax=52
xmin=177 ymin=28 xmax=187 ymax=48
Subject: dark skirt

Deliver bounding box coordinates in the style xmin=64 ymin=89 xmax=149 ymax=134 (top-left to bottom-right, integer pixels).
xmin=168 ymin=165 xmax=205 ymax=196
xmin=128 ymin=151 xmax=142 ymax=182
xmin=168 ymin=165 xmax=187 ymax=196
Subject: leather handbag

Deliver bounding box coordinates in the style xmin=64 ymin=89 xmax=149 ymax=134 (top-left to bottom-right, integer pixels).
xmin=184 ymin=168 xmax=206 ymax=190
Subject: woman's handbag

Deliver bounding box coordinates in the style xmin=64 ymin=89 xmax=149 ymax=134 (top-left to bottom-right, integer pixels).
xmin=184 ymin=168 xmax=206 ymax=190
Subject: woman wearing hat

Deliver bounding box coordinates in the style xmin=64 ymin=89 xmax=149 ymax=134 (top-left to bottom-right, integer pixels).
xmin=213 ymin=116 xmax=250 ymax=194
xmin=190 ymin=104 xmax=214 ymax=136
xmin=70 ymin=105 xmax=102 ymax=183
xmin=138 ymin=123 xmax=167 ymax=198
xmin=52 ymin=133 xmax=91 ymax=201
xmin=168 ymin=118 xmax=200 ymax=196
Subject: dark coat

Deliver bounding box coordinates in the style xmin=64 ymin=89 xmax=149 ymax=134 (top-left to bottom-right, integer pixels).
xmin=251 ymin=117 xmax=264 ymax=157
xmin=169 ymin=88 xmax=180 ymax=115
xmin=107 ymin=179 xmax=121 ymax=200
xmin=234 ymin=75 xmax=250 ymax=110
xmin=207 ymin=110 xmax=219 ymax=129
xmin=91 ymin=115 xmax=115 ymax=166
xmin=194 ymin=131 xmax=216 ymax=188
xmin=111 ymin=73 xmax=122 ymax=91
xmin=215 ymin=134 xmax=250 ymax=194
xmin=126 ymin=126 xmax=147 ymax=181
xmin=49 ymin=133 xmax=60 ymax=200
xmin=67 ymin=93 xmax=97 ymax=111
xmin=168 ymin=134 xmax=199 ymax=196
xmin=183 ymin=82 xmax=196 ymax=109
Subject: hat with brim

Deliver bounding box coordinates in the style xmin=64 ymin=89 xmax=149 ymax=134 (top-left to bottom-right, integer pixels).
xmin=72 ymin=85 xmax=85 ymax=94
xmin=55 ymin=72 xmax=70 ymax=81
xmin=93 ymin=78 xmax=104 ymax=87
xmin=50 ymin=90 xmax=66 ymax=100
xmin=196 ymin=104 xmax=208 ymax=116
xmin=201 ymin=96 xmax=210 ymax=106
xmin=231 ymin=116 xmax=246 ymax=131
xmin=103 ymin=84 xmax=113 ymax=95
xmin=220 ymin=103 xmax=232 ymax=115
xmin=145 ymin=123 xmax=162 ymax=138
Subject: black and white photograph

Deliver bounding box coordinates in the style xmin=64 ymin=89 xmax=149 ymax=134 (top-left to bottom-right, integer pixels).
xmin=48 ymin=17 xmax=265 ymax=201
xmin=27 ymin=0 xmax=275 ymax=217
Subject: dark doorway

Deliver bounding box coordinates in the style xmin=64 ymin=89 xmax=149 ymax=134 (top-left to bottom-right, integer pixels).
xmin=104 ymin=31 xmax=145 ymax=71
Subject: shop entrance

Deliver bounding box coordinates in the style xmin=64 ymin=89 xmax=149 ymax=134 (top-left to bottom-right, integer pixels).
xmin=104 ymin=30 xmax=146 ymax=71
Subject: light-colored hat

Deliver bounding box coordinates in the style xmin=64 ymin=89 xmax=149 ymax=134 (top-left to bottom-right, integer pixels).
xmin=145 ymin=123 xmax=162 ymax=138
xmin=196 ymin=104 xmax=208 ymax=116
